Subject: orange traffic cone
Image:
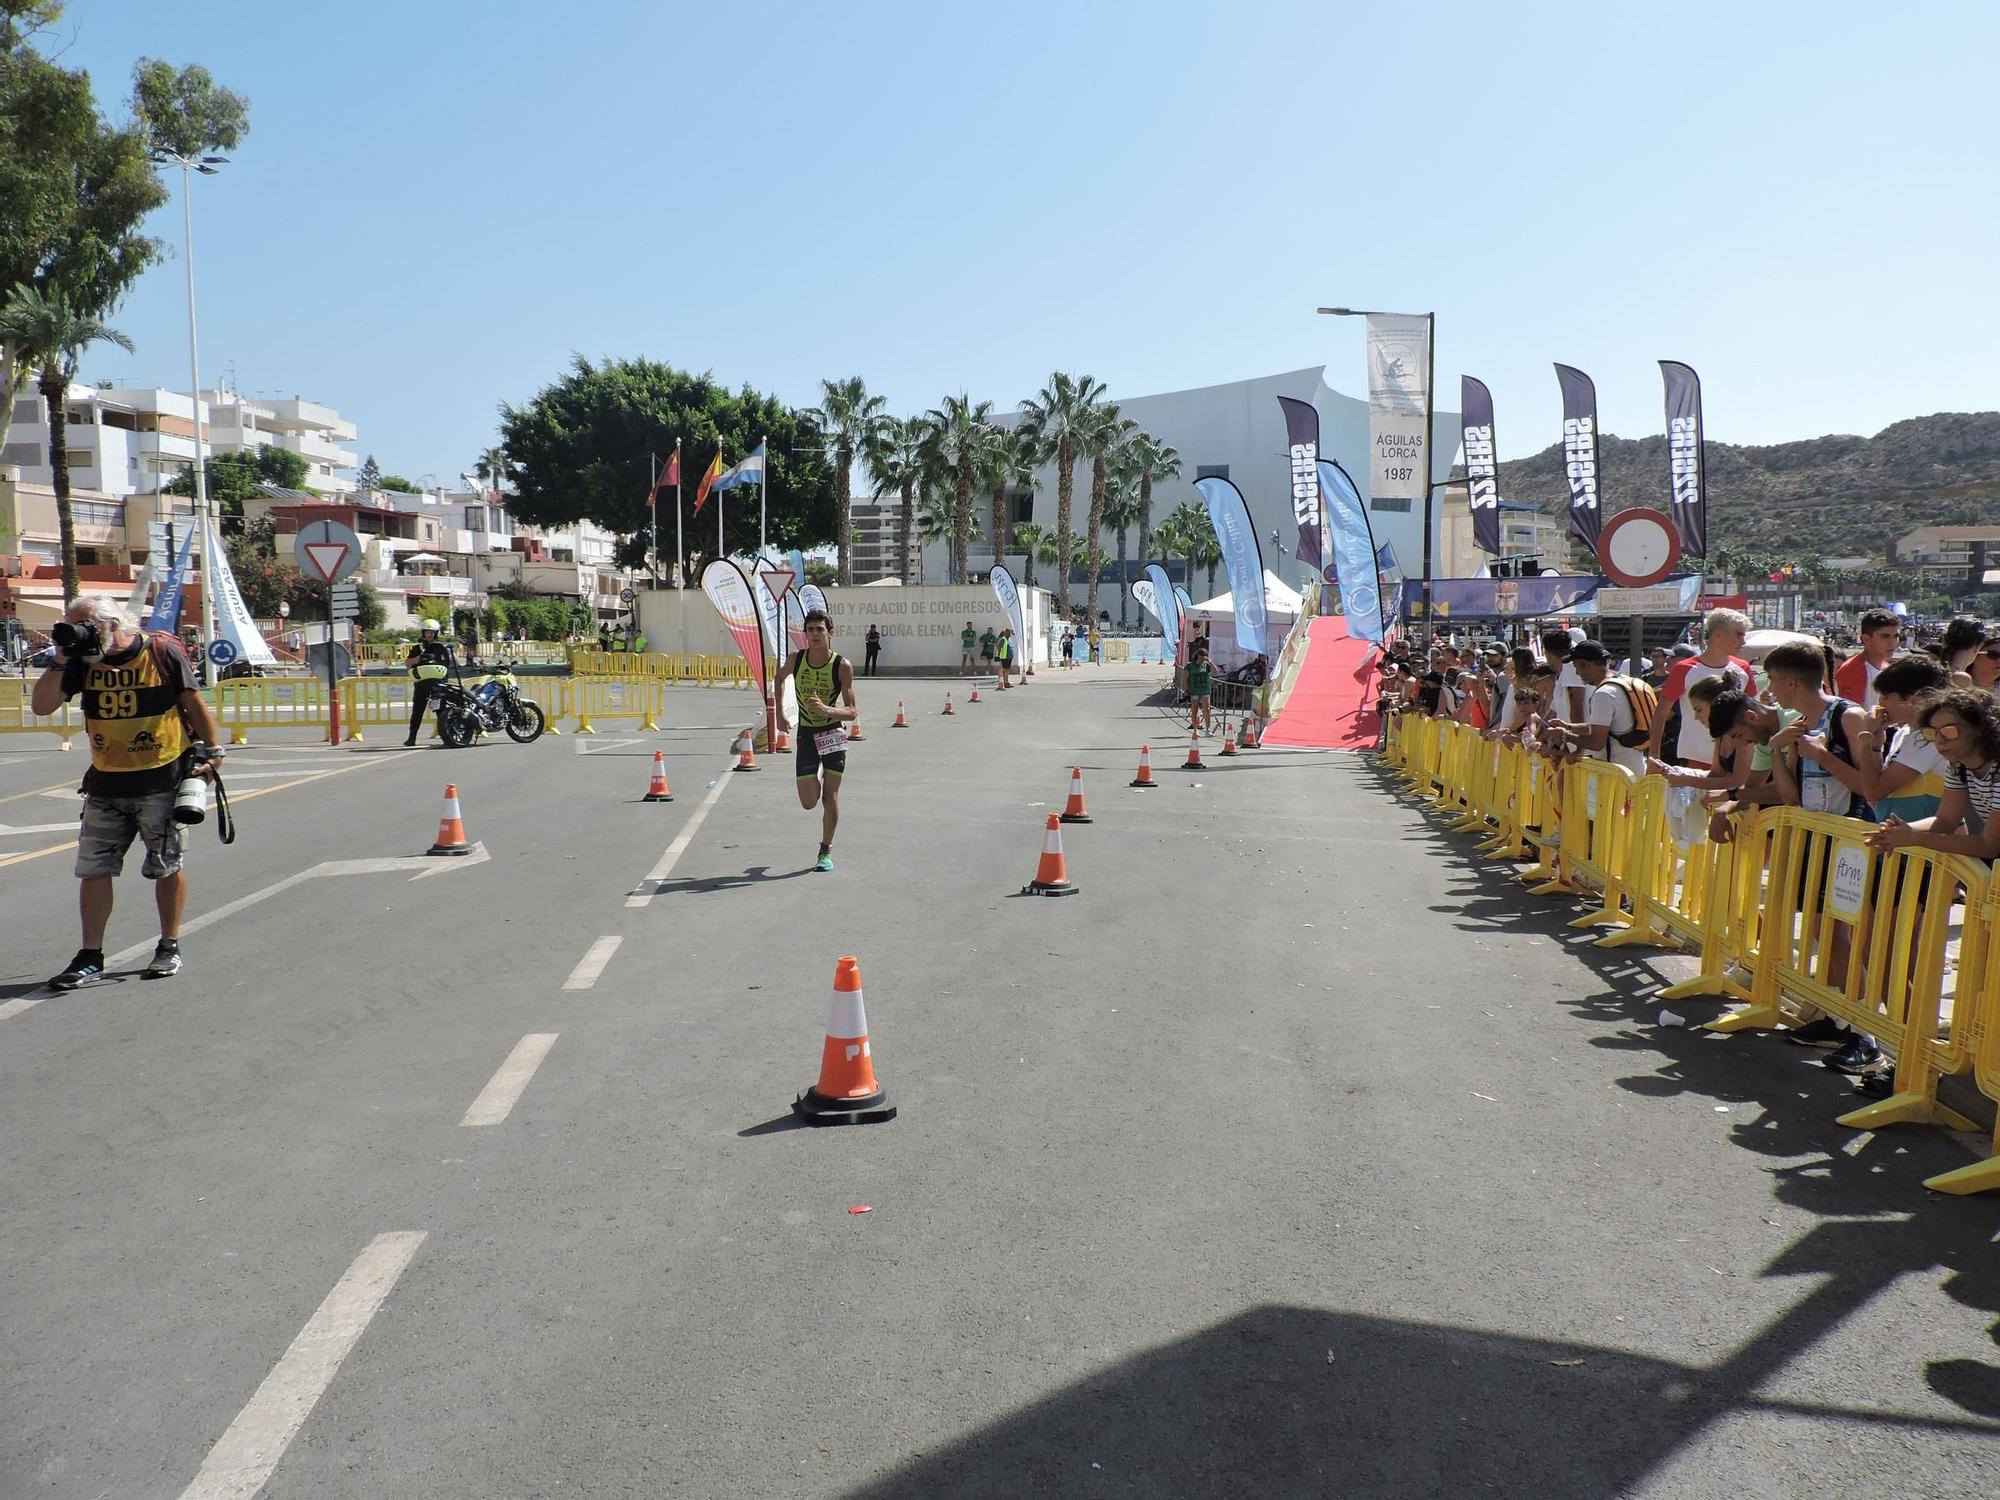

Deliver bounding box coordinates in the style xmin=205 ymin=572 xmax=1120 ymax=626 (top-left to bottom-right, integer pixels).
xmin=643 ymin=750 xmax=674 ymax=802
xmin=893 ymin=700 xmax=910 ymax=728
xmin=792 ymin=956 xmax=897 ymax=1126
xmin=1129 ymin=744 xmax=1158 ymax=788
xmin=846 ymin=715 xmax=866 ymax=742
xmin=942 ymin=693 xmax=955 ymax=716
xmin=1181 ymin=732 xmax=1204 ymax=771
xmin=1060 ymin=766 xmax=1092 ymax=823
xmin=774 ymin=723 xmax=791 ymax=751
xmin=1241 ymin=718 xmax=1260 ymax=749
xmin=969 ymin=684 xmax=982 ymax=703
xmin=1024 ymin=813 xmax=1080 ymax=896
xmin=732 ymin=728 xmax=759 ymax=772
xmin=428 ymin=783 xmax=472 ymax=855
xmin=1219 ymin=716 xmax=1238 ymax=757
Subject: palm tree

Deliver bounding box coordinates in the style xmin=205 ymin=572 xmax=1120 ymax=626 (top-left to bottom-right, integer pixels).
xmin=979 ymin=425 xmax=1035 ymax=582
xmin=1160 ymin=501 xmax=1211 ymax=591
xmin=1018 ymin=372 xmax=1110 ymax=613
xmin=1125 ymin=431 xmax=1181 ymax=560
xmin=1079 ymin=411 xmax=1130 ymax=626
xmin=864 ymin=416 xmax=929 ymax=584
xmin=1013 ymin=522 xmax=1047 ymax=587
xmin=922 ymin=394 xmax=992 ymax=585
xmin=809 ymin=376 xmax=890 ymax=586
xmin=917 ymin=489 xmax=982 ymax=584
xmin=1102 ymin=476 xmax=1144 ymax=627
xmin=0 ymin=287 xmax=134 ymax=599
xmin=474 ymin=445 xmax=508 ymax=495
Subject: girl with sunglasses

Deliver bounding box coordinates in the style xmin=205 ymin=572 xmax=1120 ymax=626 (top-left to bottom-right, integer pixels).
xmin=1868 ymin=688 xmax=2000 ymax=863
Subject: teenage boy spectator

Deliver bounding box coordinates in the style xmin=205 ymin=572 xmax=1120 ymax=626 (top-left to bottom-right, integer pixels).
xmin=1833 ymin=608 xmax=1902 ymax=708
xmin=1849 ymin=654 xmax=1951 ymax=823
xmin=1541 ymin=627 xmax=1586 ymax=722
xmin=1762 ymin=641 xmax=1869 ymax=818
xmin=1652 ymin=608 xmax=1752 ymax=770
xmin=1696 ymin=687 xmax=1798 ymax=841
xmin=1550 ymin=640 xmax=1648 ymax=775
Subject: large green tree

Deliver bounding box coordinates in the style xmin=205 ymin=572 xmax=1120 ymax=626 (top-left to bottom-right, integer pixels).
xmin=0 ymin=285 xmax=131 ymax=596
xmin=497 ymin=355 xmax=836 ymax=575
xmin=806 ymin=376 xmax=888 ymax=586
xmin=163 ymin=444 xmax=310 ymax=534
xmin=1019 ymin=372 xmax=1110 ymax=613
xmin=864 ymin=416 xmax=930 ymax=584
xmin=129 ymin=58 xmax=249 ymax=163
xmin=1079 ymin=411 xmax=1130 ymax=624
xmin=979 ymin=425 xmax=1036 ymax=583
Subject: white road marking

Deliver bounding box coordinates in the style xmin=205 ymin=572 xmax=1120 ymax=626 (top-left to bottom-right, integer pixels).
xmin=176 ymin=1231 xmax=426 ymax=1500
xmin=626 ymin=772 xmax=731 ymax=908
xmin=460 ymin=1033 xmax=559 ymax=1126
xmin=572 ymin=736 xmax=644 ymax=756
xmin=562 ymin=935 xmax=622 ymax=991
xmin=0 ymin=820 xmax=82 ymax=836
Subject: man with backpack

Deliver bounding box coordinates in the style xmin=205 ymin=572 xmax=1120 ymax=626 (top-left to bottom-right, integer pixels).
xmin=1552 ymin=640 xmax=1654 ymax=775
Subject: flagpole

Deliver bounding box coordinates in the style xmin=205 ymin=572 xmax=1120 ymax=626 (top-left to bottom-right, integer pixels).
xmin=647 ymin=450 xmax=657 ymax=588
xmin=674 ymin=437 xmax=683 ymax=592
xmin=758 ymin=432 xmax=768 ymax=558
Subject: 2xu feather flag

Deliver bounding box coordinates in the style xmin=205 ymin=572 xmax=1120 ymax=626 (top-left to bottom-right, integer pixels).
xmin=1141 ymin=562 xmax=1180 ymax=657
xmin=1553 ymin=364 xmax=1602 ymax=553
xmin=144 ymin=523 xmax=198 ymax=633
xmin=1317 ymin=459 xmax=1384 ymax=645
xmin=1194 ymin=477 xmax=1268 ymax=658
xmin=1660 ymin=360 xmax=1707 ymax=558
xmin=701 ymin=558 xmax=768 ymax=700
xmin=1276 ymin=396 xmax=1324 ymax=569
xmin=1460 ymin=377 xmax=1501 ymax=558
xmin=989 ymin=564 xmax=1025 ymax=651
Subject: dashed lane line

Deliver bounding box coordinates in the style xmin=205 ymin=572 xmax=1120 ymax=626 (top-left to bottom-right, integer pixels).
xmin=625 ymin=769 xmax=732 ymax=908
xmin=176 ymin=1231 xmax=426 ymax=1500
xmin=561 ymin=936 xmax=623 ymax=991
xmin=459 ymin=1033 xmax=559 ymax=1126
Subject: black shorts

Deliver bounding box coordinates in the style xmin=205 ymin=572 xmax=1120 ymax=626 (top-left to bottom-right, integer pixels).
xmin=796 ymin=725 xmax=847 ymax=780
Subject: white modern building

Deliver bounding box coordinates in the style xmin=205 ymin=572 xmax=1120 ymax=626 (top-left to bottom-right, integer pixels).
xmin=923 ymin=365 xmax=1461 ymax=601
xmin=1 ymin=382 xmax=359 ymax=500
xmin=849 ymin=496 xmax=915 ymax=585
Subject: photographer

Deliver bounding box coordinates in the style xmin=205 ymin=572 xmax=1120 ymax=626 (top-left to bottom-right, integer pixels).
xmin=403 ymin=619 xmax=457 ymax=747
xmin=30 ymin=595 xmax=224 ymax=990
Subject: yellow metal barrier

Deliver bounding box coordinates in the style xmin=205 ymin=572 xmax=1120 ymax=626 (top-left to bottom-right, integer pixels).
xmin=338 ymin=674 xmax=568 ymax=740
xmin=208 ymin=679 xmax=333 ymax=745
xmin=1926 ymin=885 xmax=2000 ymax=1194
xmin=0 ymin=679 xmax=81 ymax=746
xmin=568 ymin=676 xmax=664 ymax=734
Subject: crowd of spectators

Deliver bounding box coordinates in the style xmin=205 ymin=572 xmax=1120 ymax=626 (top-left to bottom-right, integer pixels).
xmin=1379 ymin=606 xmax=2000 ymax=1083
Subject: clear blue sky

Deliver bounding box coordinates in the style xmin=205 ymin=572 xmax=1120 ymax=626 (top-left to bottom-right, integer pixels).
xmin=52 ymin=0 xmax=2000 ymax=484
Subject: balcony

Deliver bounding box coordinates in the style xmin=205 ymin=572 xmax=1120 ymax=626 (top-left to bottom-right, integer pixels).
xmin=378 ymin=572 xmax=473 ymax=597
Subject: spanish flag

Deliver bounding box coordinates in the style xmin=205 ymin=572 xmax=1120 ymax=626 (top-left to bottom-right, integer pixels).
xmin=693 ymin=445 xmax=726 ymax=514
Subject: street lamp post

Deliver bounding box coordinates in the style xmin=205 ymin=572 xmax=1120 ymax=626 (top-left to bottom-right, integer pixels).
xmin=1318 ymin=305 xmax=1439 ymax=643
xmin=150 ymin=148 xmax=228 ymax=679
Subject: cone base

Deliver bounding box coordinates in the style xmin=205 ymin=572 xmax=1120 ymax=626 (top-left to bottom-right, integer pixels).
xmin=892 ymin=723 xmax=910 ymax=729
xmin=1129 ymin=778 xmax=1158 ymax=788
xmin=1025 ymin=880 xmax=1081 ymax=896
xmin=1181 ymin=761 xmax=1204 ymax=771
xmin=1059 ymin=812 xmax=1093 ymax=823
xmin=428 ymin=843 xmax=472 ymax=856
xmin=732 ymin=763 xmax=760 ymax=773
xmin=847 ymin=730 xmax=866 ymax=741
xmin=643 ymin=791 xmax=676 ymax=802
xmin=793 ymin=1086 xmax=897 ymax=1126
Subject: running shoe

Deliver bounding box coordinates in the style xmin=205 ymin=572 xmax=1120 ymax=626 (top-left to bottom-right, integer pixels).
xmin=1824 ymin=1037 xmax=1884 ymax=1075
xmin=815 ymin=851 xmax=835 ymax=873
xmin=142 ymin=942 xmax=183 ymax=980
xmin=49 ymin=951 xmax=107 ymax=991
xmin=1784 ymin=1016 xmax=1848 ymax=1049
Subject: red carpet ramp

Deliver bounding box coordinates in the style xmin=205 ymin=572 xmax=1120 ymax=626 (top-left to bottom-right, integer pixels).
xmin=1261 ymin=617 xmax=1381 ymax=750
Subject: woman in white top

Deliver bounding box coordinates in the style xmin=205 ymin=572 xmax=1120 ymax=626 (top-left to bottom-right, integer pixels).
xmin=1868 ymin=687 xmax=2000 ymax=863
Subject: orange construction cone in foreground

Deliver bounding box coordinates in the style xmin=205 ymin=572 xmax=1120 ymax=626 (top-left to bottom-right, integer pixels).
xmin=1060 ymin=766 xmax=1093 ymax=823
xmin=732 ymin=728 xmax=759 ymax=772
xmin=1024 ymin=813 xmax=1080 ymax=896
xmin=644 ymin=750 xmax=674 ymax=802
xmin=1129 ymin=744 xmax=1158 ymax=788
xmin=1181 ymin=732 xmax=1204 ymax=771
xmin=942 ymin=693 xmax=955 ymax=716
xmin=1219 ymin=716 xmax=1238 ymax=757
xmin=428 ymin=783 xmax=472 ymax=855
xmin=792 ymin=956 xmax=897 ymax=1127
xmin=893 ymin=700 xmax=910 ymax=728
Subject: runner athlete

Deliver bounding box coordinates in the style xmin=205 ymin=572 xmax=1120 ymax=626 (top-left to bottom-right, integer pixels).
xmin=774 ymin=608 xmax=858 ymax=872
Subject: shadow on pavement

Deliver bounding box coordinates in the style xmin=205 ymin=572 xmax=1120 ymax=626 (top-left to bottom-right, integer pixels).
xmin=648 ymin=865 xmax=814 ymax=895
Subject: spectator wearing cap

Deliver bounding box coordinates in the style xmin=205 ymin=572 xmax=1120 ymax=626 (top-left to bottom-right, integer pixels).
xmin=1650 ymin=608 xmax=1752 ymax=771
xmin=1548 ymin=640 xmax=1647 ymax=775
xmin=1833 ymin=608 xmax=1901 ymax=708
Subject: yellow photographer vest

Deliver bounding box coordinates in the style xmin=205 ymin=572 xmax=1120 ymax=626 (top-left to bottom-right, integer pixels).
xmin=84 ymin=637 xmax=187 ymax=774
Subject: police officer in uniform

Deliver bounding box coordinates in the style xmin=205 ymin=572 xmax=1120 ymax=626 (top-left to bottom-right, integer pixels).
xmin=404 ymin=619 xmax=456 ymax=746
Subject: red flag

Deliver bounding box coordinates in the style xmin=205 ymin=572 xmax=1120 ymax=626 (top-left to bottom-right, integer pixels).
xmin=693 ymin=446 xmax=725 ymax=515
xmin=647 ymin=449 xmax=681 ymax=509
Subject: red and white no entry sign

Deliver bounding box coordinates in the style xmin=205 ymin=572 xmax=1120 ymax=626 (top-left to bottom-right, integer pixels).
xmin=1595 ymin=508 xmax=1682 ymax=589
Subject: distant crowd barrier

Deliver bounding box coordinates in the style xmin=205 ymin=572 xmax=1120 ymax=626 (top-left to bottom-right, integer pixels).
xmin=0 ymin=679 xmax=81 ymax=747
xmin=568 ymin=650 xmax=752 ymax=685
xmin=1381 ymin=713 xmax=2000 ymax=1196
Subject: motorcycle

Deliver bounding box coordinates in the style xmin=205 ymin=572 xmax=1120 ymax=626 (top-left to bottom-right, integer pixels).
xmin=434 ymin=661 xmax=546 ymax=747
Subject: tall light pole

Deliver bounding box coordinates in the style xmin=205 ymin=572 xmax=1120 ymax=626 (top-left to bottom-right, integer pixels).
xmin=150 ymin=148 xmax=228 ymax=678
xmin=1318 ymin=305 xmax=1438 ymax=642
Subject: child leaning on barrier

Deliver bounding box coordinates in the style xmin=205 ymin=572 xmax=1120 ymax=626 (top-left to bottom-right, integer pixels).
xmin=1868 ymin=688 xmax=2000 ymax=866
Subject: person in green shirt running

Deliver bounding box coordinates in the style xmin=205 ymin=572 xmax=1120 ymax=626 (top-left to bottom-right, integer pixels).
xmin=1186 ymin=645 xmax=1214 ymax=735
xmin=774 ymin=608 xmax=858 ymax=872
xmin=960 ymin=623 xmax=977 ymax=675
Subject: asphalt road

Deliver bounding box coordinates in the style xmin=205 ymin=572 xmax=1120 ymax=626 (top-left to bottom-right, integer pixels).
xmin=3 ymin=670 xmax=1998 ymax=1498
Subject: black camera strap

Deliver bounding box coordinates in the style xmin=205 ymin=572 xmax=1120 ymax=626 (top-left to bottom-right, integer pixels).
xmin=211 ymin=765 xmax=235 ymax=845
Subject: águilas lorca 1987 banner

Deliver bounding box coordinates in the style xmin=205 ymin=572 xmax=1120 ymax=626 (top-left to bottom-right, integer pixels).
xmin=1276 ymin=396 xmax=1324 ymax=568
xmin=1365 ymin=314 xmax=1431 ymax=508
xmin=1659 ymin=360 xmax=1707 ymax=559
xmin=1553 ymin=364 xmax=1602 ymax=553
xmin=701 ymin=558 xmax=768 ymax=698
xmin=1194 ymin=476 xmax=1268 ymax=658
xmin=1460 ymin=376 xmax=1501 ymax=557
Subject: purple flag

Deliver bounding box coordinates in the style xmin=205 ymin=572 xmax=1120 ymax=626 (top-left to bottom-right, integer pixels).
xmin=1276 ymin=396 xmax=1323 ymax=568
xmin=1660 ymin=360 xmax=1706 ymax=558
xmin=1554 ymin=364 xmax=1602 ymax=554
xmin=1460 ymin=377 xmax=1500 ymax=557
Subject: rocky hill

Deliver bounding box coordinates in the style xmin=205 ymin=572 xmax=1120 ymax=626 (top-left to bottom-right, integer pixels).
xmin=1489 ymin=411 xmax=2000 ymax=561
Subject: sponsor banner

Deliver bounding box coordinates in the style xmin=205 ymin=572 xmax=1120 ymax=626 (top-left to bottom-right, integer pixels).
xmin=1401 ymin=574 xmax=1601 ymax=620
xmin=797 ymin=583 xmax=827 ymax=616
xmin=989 ymin=563 xmax=1026 ymax=647
xmin=144 ymin=523 xmax=198 ymax=634
xmin=752 ymin=554 xmax=788 ymax=661
xmin=1365 ymin=313 xmax=1431 ymax=505
xmin=1317 ymin=459 xmax=1384 ymax=644
xmin=1554 ymin=363 xmax=1603 ymax=553
xmin=1194 ymin=477 xmax=1268 ymax=658
xmin=701 ymin=558 xmax=768 ymax=697
xmin=1143 ymin=562 xmax=1181 ymax=657
xmin=202 ymin=516 xmax=278 ymax=665
xmin=1276 ymin=396 xmax=1324 ymax=567
xmin=1376 ymin=542 xmax=1406 ymax=635
xmin=1660 ymin=360 xmax=1707 ymax=558
xmin=1461 ymin=376 xmax=1501 ymax=557
xmin=1131 ymin=578 xmax=1160 ymax=625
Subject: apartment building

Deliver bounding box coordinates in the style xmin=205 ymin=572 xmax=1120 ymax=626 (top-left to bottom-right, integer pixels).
xmin=1892 ymin=525 xmax=2000 ymax=586
xmin=849 ymin=496 xmax=915 ymax=584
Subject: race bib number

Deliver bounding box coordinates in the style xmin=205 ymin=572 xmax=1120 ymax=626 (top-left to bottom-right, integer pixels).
xmin=814 ymin=727 xmax=849 ymax=757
